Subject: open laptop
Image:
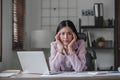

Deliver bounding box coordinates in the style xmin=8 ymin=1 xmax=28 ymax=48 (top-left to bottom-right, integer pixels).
xmin=17 ymin=51 xmax=59 ymax=75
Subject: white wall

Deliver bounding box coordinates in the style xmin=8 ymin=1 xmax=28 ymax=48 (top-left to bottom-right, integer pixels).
xmin=24 ymin=0 xmax=42 ymax=50
xmin=0 ymin=0 xmax=12 ymax=71
xmin=78 ymin=0 xmax=114 ymax=26
xmin=25 ymin=0 xmax=115 ymax=30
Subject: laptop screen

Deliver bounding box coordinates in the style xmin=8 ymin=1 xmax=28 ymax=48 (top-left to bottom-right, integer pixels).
xmin=17 ymin=51 xmax=49 ymax=74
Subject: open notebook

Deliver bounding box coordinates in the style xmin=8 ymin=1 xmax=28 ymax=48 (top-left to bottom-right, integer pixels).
xmin=17 ymin=51 xmax=59 ymax=75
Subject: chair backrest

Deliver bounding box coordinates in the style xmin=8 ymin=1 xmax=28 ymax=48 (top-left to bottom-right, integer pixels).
xmin=78 ymin=33 xmax=97 ymax=71
xmin=78 ymin=33 xmax=86 ymax=41
xmin=86 ymin=48 xmax=97 ymax=71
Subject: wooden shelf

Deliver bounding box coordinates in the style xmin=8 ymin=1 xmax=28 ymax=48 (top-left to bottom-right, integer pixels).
xmin=91 ymin=47 xmax=114 ymax=49
xmin=80 ymin=26 xmax=114 ymax=28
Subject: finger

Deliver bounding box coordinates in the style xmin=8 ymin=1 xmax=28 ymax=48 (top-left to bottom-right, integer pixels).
xmin=55 ymin=32 xmax=60 ymax=40
xmin=72 ymin=32 xmax=77 ymax=40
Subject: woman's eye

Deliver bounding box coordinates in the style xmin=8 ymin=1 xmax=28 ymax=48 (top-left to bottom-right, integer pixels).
xmin=67 ymin=32 xmax=72 ymax=35
xmin=61 ymin=33 xmax=65 ymax=35
xmin=60 ymin=32 xmax=72 ymax=35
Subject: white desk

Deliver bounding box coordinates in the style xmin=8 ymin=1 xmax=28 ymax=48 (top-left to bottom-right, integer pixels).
xmin=1 ymin=71 xmax=120 ymax=80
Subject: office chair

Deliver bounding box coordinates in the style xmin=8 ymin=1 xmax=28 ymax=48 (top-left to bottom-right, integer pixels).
xmin=78 ymin=33 xmax=97 ymax=71
xmin=86 ymin=48 xmax=97 ymax=71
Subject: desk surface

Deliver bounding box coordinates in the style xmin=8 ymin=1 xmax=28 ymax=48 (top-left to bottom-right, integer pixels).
xmin=1 ymin=71 xmax=120 ymax=80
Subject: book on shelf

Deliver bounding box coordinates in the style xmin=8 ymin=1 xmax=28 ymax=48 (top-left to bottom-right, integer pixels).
xmin=83 ymin=31 xmax=92 ymax=47
xmin=87 ymin=31 xmax=92 ymax=47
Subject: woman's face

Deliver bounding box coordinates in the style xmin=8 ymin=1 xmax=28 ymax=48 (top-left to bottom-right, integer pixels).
xmin=59 ymin=26 xmax=73 ymax=46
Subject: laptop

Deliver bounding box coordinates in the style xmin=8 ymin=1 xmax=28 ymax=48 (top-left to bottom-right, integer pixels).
xmin=17 ymin=51 xmax=59 ymax=75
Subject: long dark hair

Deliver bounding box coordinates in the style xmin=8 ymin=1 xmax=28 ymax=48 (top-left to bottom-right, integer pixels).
xmin=56 ymin=20 xmax=79 ymax=40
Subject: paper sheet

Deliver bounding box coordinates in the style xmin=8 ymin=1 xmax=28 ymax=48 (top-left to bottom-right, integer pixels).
xmin=0 ymin=73 xmax=17 ymax=77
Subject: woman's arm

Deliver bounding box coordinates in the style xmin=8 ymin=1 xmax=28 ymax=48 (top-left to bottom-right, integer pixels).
xmin=67 ymin=40 xmax=86 ymax=72
xmin=49 ymin=42 xmax=65 ymax=72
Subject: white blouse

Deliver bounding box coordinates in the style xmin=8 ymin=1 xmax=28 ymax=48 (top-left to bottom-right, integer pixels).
xmin=63 ymin=49 xmax=72 ymax=71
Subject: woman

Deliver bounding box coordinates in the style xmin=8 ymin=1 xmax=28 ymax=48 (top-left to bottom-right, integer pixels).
xmin=49 ymin=20 xmax=86 ymax=72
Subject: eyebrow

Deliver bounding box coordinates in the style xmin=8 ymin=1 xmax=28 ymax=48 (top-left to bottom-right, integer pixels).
xmin=61 ymin=31 xmax=72 ymax=33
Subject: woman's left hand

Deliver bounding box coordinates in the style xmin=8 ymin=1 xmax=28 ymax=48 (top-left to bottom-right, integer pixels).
xmin=68 ymin=32 xmax=77 ymax=53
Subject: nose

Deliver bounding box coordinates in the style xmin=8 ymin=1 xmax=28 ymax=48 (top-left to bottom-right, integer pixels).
xmin=64 ymin=34 xmax=68 ymax=39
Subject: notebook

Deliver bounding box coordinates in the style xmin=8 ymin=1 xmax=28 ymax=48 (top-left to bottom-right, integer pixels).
xmin=17 ymin=51 xmax=58 ymax=75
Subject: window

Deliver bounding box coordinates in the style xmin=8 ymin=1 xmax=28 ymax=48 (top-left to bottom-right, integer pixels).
xmin=12 ymin=0 xmax=25 ymax=50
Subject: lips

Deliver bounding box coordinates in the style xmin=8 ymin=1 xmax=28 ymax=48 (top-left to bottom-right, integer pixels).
xmin=63 ymin=40 xmax=70 ymax=45
xmin=63 ymin=40 xmax=69 ymax=42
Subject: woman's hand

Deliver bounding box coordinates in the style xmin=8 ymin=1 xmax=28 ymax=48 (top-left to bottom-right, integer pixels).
xmin=55 ymin=32 xmax=64 ymax=53
xmin=68 ymin=32 xmax=77 ymax=53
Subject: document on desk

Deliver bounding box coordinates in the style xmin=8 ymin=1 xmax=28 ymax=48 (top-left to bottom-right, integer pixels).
xmin=14 ymin=71 xmax=120 ymax=78
xmin=87 ymin=71 xmax=110 ymax=75
xmin=42 ymin=71 xmax=120 ymax=77
xmin=0 ymin=73 xmax=17 ymax=77
xmin=87 ymin=71 xmax=120 ymax=76
xmin=105 ymin=72 xmax=120 ymax=76
xmin=41 ymin=72 xmax=96 ymax=77
xmin=14 ymin=72 xmax=95 ymax=78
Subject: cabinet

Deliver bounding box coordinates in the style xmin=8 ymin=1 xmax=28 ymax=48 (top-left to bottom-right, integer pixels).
xmin=79 ymin=23 xmax=115 ymax=71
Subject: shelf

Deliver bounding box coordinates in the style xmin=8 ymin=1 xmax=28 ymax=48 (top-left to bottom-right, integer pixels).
xmin=41 ymin=16 xmax=77 ymax=18
xmin=91 ymin=47 xmax=114 ymax=49
xmin=80 ymin=26 xmax=114 ymax=28
xmin=41 ymin=8 xmax=77 ymax=9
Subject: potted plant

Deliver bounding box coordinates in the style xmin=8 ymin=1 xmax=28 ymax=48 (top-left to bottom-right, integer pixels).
xmin=96 ymin=37 xmax=105 ymax=48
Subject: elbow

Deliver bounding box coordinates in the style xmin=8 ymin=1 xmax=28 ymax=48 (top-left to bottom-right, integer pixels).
xmin=74 ymin=63 xmax=86 ymax=72
xmin=49 ymin=61 xmax=60 ymax=72
xmin=74 ymin=67 xmax=83 ymax=72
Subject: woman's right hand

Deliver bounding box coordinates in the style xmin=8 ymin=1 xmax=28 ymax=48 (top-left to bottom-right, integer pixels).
xmin=55 ymin=32 xmax=64 ymax=53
